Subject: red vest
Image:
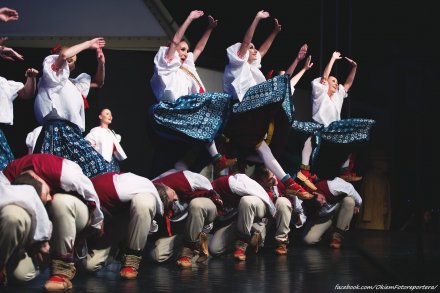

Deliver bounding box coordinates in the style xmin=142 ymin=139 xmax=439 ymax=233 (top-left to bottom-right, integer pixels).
xmin=3 ymin=154 xmax=63 ymax=192
xmin=315 ymin=180 xmax=339 ymax=204
xmin=211 ymin=175 xmax=240 ymax=207
xmin=91 ymin=172 xmax=124 ymax=212
xmin=153 ymin=171 xmax=211 ymax=201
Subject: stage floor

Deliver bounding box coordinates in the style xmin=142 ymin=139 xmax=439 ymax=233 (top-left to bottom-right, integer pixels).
xmin=4 ymin=230 xmax=440 ymax=293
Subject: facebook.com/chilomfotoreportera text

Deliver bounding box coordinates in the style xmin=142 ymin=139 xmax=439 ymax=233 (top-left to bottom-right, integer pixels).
xmin=335 ymin=284 xmax=438 ymax=291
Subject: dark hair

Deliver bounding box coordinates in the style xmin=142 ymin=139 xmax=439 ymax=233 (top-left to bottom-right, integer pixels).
xmin=251 ymin=164 xmax=271 ymax=183
xmin=97 ymin=107 xmax=112 ymax=126
xmin=11 ymin=172 xmax=43 ymax=197
xmin=154 ymin=183 xmax=172 ymax=210
xmin=302 ymin=194 xmax=321 ymax=217
xmin=98 ymin=107 xmax=111 ymax=115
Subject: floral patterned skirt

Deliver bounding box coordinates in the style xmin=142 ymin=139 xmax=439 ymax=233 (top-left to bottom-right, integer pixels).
xmin=35 ymin=120 xmax=109 ymax=178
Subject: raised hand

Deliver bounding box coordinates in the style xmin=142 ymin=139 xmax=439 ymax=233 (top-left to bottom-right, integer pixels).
xmin=273 ymin=18 xmax=282 ymax=32
xmin=303 ymin=55 xmax=314 ymax=71
xmin=256 ymin=10 xmax=270 ymax=20
xmin=189 ymin=10 xmax=204 ymax=20
xmin=0 ymin=7 xmax=19 ymax=22
xmin=207 ymin=15 xmax=218 ymax=29
xmin=332 ymin=51 xmax=342 ymax=60
xmin=0 ymin=46 xmax=24 ymax=61
xmin=25 ymin=68 xmax=39 ymax=78
xmin=344 ymin=56 xmax=357 ymax=67
xmin=89 ymin=37 xmax=106 ymax=50
xmin=296 ymin=43 xmax=308 ymax=61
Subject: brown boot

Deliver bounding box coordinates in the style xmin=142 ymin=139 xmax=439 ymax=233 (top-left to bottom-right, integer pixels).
xmin=196 ymin=232 xmax=209 ymax=263
xmin=249 ymin=231 xmax=263 ymax=253
xmin=43 ymin=259 xmax=76 ymax=291
xmin=120 ymin=254 xmax=142 ymax=280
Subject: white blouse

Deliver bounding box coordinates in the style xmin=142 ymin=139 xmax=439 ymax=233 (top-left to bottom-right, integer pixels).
xmin=34 ymin=55 xmax=91 ymax=131
xmin=25 ymin=126 xmax=43 ymax=153
xmin=182 ymin=170 xmax=213 ymax=191
xmin=150 ymin=46 xmax=205 ymax=103
xmin=85 ymin=126 xmax=127 ymax=162
xmin=311 ymin=77 xmax=348 ymax=127
xmin=0 ymin=76 xmax=24 ymax=125
xmin=319 ymin=177 xmax=362 ymax=217
xmin=59 ymin=159 xmax=104 ymax=229
xmin=223 ymin=42 xmax=265 ymax=102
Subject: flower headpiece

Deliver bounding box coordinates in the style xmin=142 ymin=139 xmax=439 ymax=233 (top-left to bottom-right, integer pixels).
xmin=50 ymin=44 xmax=63 ymax=54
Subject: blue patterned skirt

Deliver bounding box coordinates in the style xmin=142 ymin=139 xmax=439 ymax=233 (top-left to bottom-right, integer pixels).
xmin=107 ymin=155 xmax=121 ymax=172
xmin=35 ymin=120 xmax=109 ymax=178
xmin=150 ymin=92 xmax=233 ymax=143
xmin=221 ymin=74 xmax=294 ymax=153
xmin=232 ymin=74 xmax=294 ymax=123
xmin=0 ymin=129 xmax=14 ymax=170
xmin=291 ymin=118 xmax=376 ymax=163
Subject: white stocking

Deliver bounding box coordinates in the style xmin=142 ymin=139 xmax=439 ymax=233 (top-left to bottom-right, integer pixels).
xmin=256 ymin=141 xmax=287 ymax=179
xmin=301 ymin=136 xmax=313 ymax=166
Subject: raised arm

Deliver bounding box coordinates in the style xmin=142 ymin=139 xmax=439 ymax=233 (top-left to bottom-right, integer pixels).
xmin=90 ymin=48 xmax=105 ymax=88
xmin=258 ymin=17 xmax=282 ymax=58
xmin=0 ymin=7 xmax=19 ymax=22
xmin=54 ymin=37 xmax=106 ymax=70
xmin=342 ymin=57 xmax=357 ymax=92
xmin=237 ymin=10 xmax=270 ymax=59
xmin=0 ymin=45 xmax=24 ymax=61
xmin=192 ymin=15 xmax=218 ymax=62
xmin=321 ymin=51 xmax=342 ymax=82
xmin=18 ymin=68 xmax=39 ymax=99
xmin=165 ymin=10 xmax=204 ymax=61
xmin=285 ymin=44 xmax=308 ymax=76
xmin=0 ymin=37 xmax=24 ymax=61
xmin=290 ymin=55 xmax=314 ymax=87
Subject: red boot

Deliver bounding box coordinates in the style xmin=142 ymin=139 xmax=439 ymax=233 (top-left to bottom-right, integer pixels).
xmin=233 ymin=240 xmax=248 ymax=261
xmin=330 ymin=231 xmax=344 ymax=249
xmin=43 ymin=259 xmax=76 ymax=291
xmin=177 ymin=247 xmax=194 ymax=268
xmin=120 ymin=254 xmax=142 ymax=280
xmin=340 ymin=170 xmax=362 ymax=182
xmin=340 ymin=153 xmax=362 ymax=182
xmin=213 ymin=155 xmax=237 ymax=173
xmin=283 ymin=177 xmax=313 ymax=200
